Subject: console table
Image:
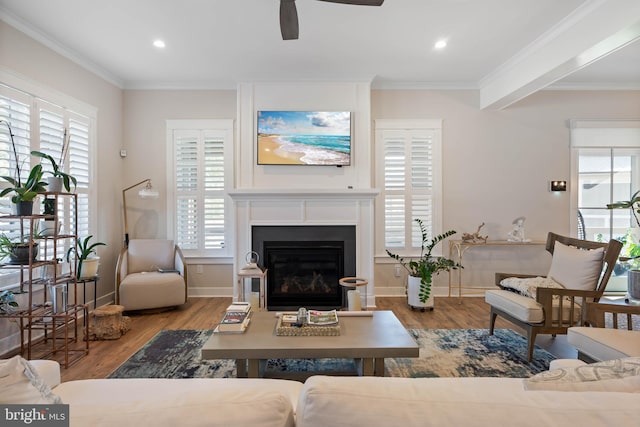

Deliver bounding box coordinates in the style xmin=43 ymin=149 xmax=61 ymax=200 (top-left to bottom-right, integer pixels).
xmin=448 ymin=239 xmax=545 ymax=303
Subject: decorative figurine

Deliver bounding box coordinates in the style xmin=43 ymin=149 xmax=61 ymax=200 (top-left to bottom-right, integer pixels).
xmin=507 ymin=216 xmax=530 ymax=242
xmin=461 ymin=222 xmax=488 ymax=243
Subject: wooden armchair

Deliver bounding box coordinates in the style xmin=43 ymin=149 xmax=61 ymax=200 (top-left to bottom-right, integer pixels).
xmin=485 ymin=232 xmax=622 ymax=362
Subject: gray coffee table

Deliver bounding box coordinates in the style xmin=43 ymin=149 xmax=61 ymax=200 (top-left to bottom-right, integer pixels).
xmin=200 ymin=310 xmax=419 ymax=378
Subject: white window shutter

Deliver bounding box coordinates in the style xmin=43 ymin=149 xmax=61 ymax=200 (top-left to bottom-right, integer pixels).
xmin=170 ymin=122 xmax=232 ymax=256
xmin=375 ymin=119 xmax=442 ymax=254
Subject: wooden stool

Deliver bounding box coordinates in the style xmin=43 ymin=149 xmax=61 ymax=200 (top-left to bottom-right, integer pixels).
xmin=88 ymin=304 xmax=131 ymax=340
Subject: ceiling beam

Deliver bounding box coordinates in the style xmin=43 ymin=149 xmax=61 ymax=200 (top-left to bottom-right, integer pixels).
xmin=479 ymin=0 xmax=640 ymax=110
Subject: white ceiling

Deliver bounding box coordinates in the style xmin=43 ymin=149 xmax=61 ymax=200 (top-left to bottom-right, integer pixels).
xmin=1 ymin=0 xmax=639 ymax=102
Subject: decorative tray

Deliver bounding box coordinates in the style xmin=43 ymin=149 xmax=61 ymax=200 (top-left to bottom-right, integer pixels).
xmin=275 ymin=316 xmax=341 ymax=336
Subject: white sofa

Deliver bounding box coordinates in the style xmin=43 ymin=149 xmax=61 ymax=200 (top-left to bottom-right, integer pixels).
xmin=12 ymin=358 xmax=638 ymax=427
xmin=568 ymin=327 xmax=640 ymax=362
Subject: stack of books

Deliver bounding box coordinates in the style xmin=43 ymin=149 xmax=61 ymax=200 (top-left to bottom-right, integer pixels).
xmin=214 ymin=302 xmax=252 ymax=334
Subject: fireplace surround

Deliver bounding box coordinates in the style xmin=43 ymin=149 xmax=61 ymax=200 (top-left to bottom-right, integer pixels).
xmin=252 ymin=225 xmax=356 ymax=310
xmin=230 ymin=189 xmax=378 ymax=309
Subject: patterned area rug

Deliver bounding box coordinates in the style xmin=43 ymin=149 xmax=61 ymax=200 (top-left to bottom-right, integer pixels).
xmin=108 ymin=328 xmax=555 ymax=379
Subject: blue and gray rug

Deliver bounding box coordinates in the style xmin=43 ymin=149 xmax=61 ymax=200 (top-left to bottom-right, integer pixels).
xmin=108 ymin=328 xmax=555 ymax=379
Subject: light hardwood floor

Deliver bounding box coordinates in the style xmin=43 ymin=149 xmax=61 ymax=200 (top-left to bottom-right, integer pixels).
xmin=58 ymin=296 xmax=577 ymax=382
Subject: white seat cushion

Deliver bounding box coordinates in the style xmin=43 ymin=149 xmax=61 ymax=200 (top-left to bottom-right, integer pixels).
xmin=568 ymin=327 xmax=640 ymax=362
xmin=486 ymin=290 xmax=544 ymax=323
xmin=485 ymin=290 xmax=581 ymax=324
xmin=119 ymin=272 xmax=185 ymax=311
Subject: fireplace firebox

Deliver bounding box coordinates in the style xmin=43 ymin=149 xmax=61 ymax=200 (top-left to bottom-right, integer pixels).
xmin=252 ymin=226 xmax=356 ymax=310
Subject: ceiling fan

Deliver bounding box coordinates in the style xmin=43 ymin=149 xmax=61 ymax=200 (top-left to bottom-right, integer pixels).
xmin=280 ymin=0 xmax=384 ymax=40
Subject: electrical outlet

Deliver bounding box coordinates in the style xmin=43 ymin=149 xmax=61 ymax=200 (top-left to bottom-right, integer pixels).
xmin=394 ymin=265 xmax=401 ymax=277
xmin=196 ymin=264 xmax=203 ymax=274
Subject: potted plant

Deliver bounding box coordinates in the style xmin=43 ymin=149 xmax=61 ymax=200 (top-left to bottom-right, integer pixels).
xmin=67 ymin=235 xmax=106 ymax=279
xmin=0 ymin=120 xmax=48 ymax=215
xmin=31 ymin=133 xmax=77 ymax=193
xmin=607 ymin=190 xmax=640 ymax=300
xmin=40 ymin=197 xmax=59 ymax=237
xmin=387 ymin=219 xmax=461 ymax=311
xmin=0 ymin=289 xmax=19 ymax=313
xmin=0 ymin=233 xmax=39 ymax=265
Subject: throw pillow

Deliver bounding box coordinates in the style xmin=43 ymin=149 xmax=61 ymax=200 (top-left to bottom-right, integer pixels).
xmin=524 ymin=357 xmax=640 ymax=392
xmin=547 ymin=241 xmax=604 ymax=291
xmin=499 ymin=276 xmax=564 ymax=299
xmin=0 ymin=355 xmax=62 ymax=404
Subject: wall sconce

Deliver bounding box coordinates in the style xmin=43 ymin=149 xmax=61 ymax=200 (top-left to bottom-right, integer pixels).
xmin=550 ymin=180 xmax=567 ymax=192
xmin=122 ymin=179 xmax=160 ymax=247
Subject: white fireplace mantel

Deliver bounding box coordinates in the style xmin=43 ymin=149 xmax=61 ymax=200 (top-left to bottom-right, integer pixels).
xmin=230 ymin=188 xmax=379 ymax=308
xmin=229 ymin=188 xmax=379 ymax=201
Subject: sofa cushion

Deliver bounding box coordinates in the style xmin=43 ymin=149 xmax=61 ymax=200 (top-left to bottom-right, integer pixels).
xmin=54 ymin=378 xmax=301 ymax=427
xmin=0 ymin=356 xmax=62 ymax=404
xmin=524 ymin=357 xmax=640 ymax=392
xmin=296 ymin=376 xmax=639 ymax=427
xmin=568 ymin=327 xmax=640 ymax=361
xmin=547 ymin=241 xmax=604 ymax=291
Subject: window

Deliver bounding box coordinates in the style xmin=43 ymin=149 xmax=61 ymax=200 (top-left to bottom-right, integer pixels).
xmin=375 ymin=119 xmax=443 ymax=255
xmin=0 ymin=83 xmax=95 ymax=287
xmin=167 ymin=120 xmax=233 ymax=257
xmin=571 ymin=120 xmax=640 ymax=242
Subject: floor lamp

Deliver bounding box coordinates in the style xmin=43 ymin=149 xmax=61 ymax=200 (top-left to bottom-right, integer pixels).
xmin=122 ymin=179 xmax=159 ymax=247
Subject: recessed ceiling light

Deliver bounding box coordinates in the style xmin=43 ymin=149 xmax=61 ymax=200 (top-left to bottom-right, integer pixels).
xmin=434 ymin=39 xmax=447 ymax=50
xmin=153 ymin=39 xmax=166 ymax=49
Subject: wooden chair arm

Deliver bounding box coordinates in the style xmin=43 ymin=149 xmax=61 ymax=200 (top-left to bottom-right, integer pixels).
xmin=535 ymin=288 xmax=602 ymax=327
xmin=495 ymin=272 xmax=541 ymax=287
xmin=586 ymin=301 xmax=640 ymax=329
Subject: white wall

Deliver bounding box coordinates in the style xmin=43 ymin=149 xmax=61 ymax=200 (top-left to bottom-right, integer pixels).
xmin=372 ymin=89 xmax=640 ymax=296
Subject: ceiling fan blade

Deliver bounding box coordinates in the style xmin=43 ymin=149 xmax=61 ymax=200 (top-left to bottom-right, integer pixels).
xmin=280 ymin=0 xmax=299 ymax=40
xmin=317 ymin=0 xmax=384 ymax=6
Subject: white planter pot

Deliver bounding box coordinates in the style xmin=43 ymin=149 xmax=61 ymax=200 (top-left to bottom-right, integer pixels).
xmin=47 ymin=176 xmax=63 ymax=193
xmin=628 ymin=270 xmax=640 ymax=301
xmin=407 ymin=275 xmax=434 ymax=311
xmin=40 ymin=219 xmax=59 ymax=237
xmin=79 ymin=256 xmax=100 ymax=279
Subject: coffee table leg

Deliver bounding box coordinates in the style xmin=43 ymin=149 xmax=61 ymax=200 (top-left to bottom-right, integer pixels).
xmin=374 ymin=358 xmax=385 ymax=376
xmin=361 ymin=358 xmax=374 ymax=376
xmin=247 ymin=359 xmax=260 ymax=378
xmin=236 ymin=359 xmax=247 ymax=378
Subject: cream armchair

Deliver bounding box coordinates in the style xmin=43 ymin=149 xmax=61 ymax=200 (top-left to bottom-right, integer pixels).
xmin=115 ymin=239 xmax=187 ymax=311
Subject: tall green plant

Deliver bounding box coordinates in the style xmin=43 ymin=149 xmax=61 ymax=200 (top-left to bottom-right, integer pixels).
xmin=31 ymin=151 xmax=77 ymax=192
xmin=387 ymin=219 xmax=461 ymax=303
xmin=607 ymin=190 xmax=640 ymax=266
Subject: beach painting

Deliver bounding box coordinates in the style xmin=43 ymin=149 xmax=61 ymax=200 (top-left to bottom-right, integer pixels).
xmin=257 ymin=111 xmax=351 ymax=165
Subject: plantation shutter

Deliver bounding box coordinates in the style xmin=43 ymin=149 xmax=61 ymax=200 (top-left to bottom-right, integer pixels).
xmin=171 ymin=123 xmax=232 ymax=256
xmin=0 ymin=84 xmax=95 ymax=288
xmin=375 ymin=120 xmax=442 ymax=254
xmin=37 ymin=101 xmax=91 ymax=234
